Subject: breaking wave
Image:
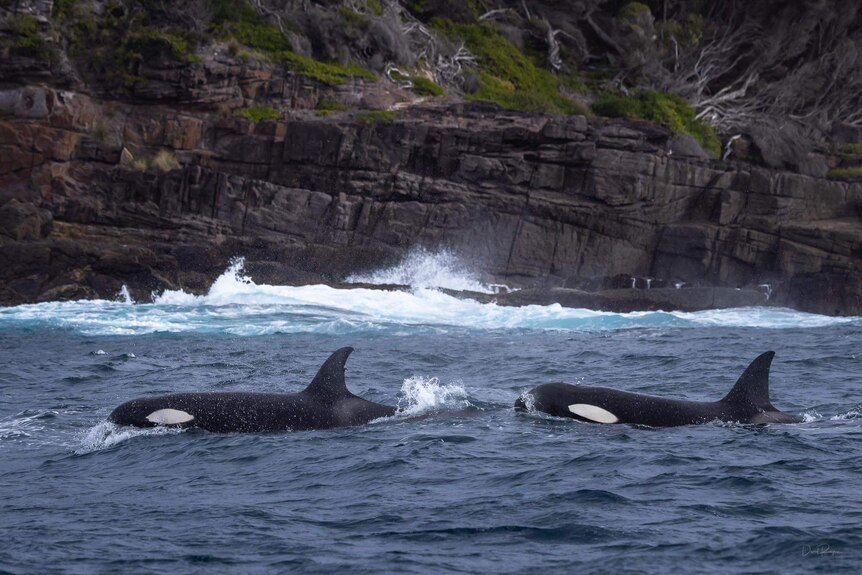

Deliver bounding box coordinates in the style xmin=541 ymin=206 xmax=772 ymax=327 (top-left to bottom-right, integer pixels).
xmin=0 ymin=257 xmax=856 ymax=336
xmin=346 ymin=248 xmax=494 ymax=293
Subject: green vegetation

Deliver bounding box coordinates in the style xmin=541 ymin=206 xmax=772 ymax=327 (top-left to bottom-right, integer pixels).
xmin=405 ymin=0 xmax=481 ymax=23
xmin=355 ymin=110 xmax=396 ymax=122
xmin=411 ymin=75 xmax=445 ymax=97
xmin=315 ymin=100 xmax=348 ymax=116
xmin=58 ymin=3 xmax=202 ymax=90
xmin=338 ymin=6 xmax=371 ymax=29
xmin=2 ymin=15 xmax=53 ymax=60
xmin=210 ymin=0 xmax=296 ymax=52
xmin=432 ymin=19 xmax=582 ymax=115
xmin=830 ymin=143 xmax=862 ymax=157
xmin=210 ymin=0 xmax=374 ymax=86
xmin=618 ymin=2 xmax=651 ymax=23
xmin=234 ymin=105 xmax=282 ymax=123
xmin=51 ymin=0 xmax=77 ymax=21
xmin=826 ymin=166 xmax=862 ymax=180
xmin=592 ymin=90 xmax=721 ymax=157
xmin=366 ymin=0 xmax=384 ymax=16
xmin=53 ymin=0 xmax=374 ymax=90
xmin=280 ymin=52 xmax=376 ymax=85
xmin=126 ymin=28 xmax=201 ymax=63
xmin=656 ymin=14 xmax=704 ymax=49
xmin=92 ymin=123 xmax=108 ymax=144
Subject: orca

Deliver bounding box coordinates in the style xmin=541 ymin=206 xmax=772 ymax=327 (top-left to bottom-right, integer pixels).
xmin=109 ymin=347 xmax=396 ymax=432
xmin=514 ymin=351 xmax=801 ymax=426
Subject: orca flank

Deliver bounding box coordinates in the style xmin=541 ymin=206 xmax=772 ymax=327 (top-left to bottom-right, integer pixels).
xmin=109 ymin=347 xmax=396 ymax=432
xmin=515 ymin=351 xmax=801 ymax=427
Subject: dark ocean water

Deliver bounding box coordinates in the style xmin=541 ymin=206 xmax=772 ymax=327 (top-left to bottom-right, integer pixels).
xmin=2 ymin=258 xmax=861 ymax=574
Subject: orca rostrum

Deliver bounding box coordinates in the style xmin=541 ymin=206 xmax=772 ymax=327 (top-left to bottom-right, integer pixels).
xmin=515 ymin=351 xmax=801 ymax=426
xmin=109 ymin=347 xmax=396 ymax=432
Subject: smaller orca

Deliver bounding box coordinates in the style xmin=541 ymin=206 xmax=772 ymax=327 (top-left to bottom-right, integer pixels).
xmin=515 ymin=351 xmax=801 ymax=427
xmin=109 ymin=347 xmax=396 ymax=432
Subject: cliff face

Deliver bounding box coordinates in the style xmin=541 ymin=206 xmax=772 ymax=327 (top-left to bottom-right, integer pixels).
xmin=2 ymin=81 xmax=861 ymax=314
xmin=1 ymin=0 xmax=861 ymax=315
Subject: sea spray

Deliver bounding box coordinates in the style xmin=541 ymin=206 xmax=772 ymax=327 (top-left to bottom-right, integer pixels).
xmin=117 ymin=285 xmax=134 ymax=304
xmin=75 ymin=420 xmax=185 ymax=454
xmin=0 ymin=259 xmax=857 ymax=335
xmin=395 ymin=376 xmax=472 ymax=416
xmin=346 ymin=248 xmax=495 ymax=293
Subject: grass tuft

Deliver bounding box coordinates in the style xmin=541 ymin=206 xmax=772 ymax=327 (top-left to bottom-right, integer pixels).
xmin=826 ymin=166 xmax=862 ymax=180
xmin=234 ymin=105 xmax=282 ymax=123
xmin=152 ymin=149 xmax=180 ymax=172
xmin=411 ymin=75 xmax=445 ymax=97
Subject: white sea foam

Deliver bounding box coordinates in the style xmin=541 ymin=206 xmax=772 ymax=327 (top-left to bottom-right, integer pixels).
xmin=0 ymin=258 xmax=858 ymax=335
xmin=801 ymin=411 xmax=822 ymax=423
xmin=799 ymin=409 xmax=862 ymax=424
xmin=394 ymin=376 xmax=471 ymax=417
xmin=75 ymin=420 xmax=185 ymax=454
xmin=516 ymin=392 xmax=537 ymax=412
xmin=0 ymin=410 xmax=58 ymax=441
xmin=670 ymin=307 xmax=854 ymax=329
xmin=830 ymin=410 xmax=861 ymax=421
xmin=117 ymin=285 xmax=134 ymax=304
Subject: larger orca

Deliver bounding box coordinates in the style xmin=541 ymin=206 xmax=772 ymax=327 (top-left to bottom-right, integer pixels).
xmin=515 ymin=351 xmax=801 ymax=426
xmin=109 ymin=347 xmax=396 ymax=432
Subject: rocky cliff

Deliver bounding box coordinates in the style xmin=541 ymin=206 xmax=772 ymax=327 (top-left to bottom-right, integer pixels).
xmin=1 ymin=1 xmax=861 ymax=315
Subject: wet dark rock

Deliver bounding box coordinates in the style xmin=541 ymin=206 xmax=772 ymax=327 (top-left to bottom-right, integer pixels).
xmin=0 ymin=199 xmax=53 ymax=240
xmin=1 ymin=83 xmax=860 ymax=315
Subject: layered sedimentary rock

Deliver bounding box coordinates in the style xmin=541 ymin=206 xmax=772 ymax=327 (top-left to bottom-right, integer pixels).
xmin=2 ymin=82 xmax=860 ymax=314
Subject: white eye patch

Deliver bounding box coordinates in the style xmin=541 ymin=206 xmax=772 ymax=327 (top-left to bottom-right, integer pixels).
xmin=568 ymin=404 xmax=619 ymax=424
xmin=146 ymin=409 xmax=195 ymax=425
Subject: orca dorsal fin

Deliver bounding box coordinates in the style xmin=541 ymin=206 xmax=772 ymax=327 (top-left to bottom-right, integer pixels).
xmin=303 ymin=347 xmax=355 ymax=402
xmin=720 ymin=351 xmax=776 ymax=409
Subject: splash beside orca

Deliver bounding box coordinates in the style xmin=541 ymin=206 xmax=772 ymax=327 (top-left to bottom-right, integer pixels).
xmin=109 ymin=347 xmax=395 ymax=432
xmin=515 ymin=351 xmax=801 ymax=426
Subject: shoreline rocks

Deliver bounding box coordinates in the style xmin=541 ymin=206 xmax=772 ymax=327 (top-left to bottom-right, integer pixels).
xmin=1 ymin=88 xmax=860 ymax=315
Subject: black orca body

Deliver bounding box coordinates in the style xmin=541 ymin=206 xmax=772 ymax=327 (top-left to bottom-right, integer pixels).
xmin=515 ymin=351 xmax=801 ymax=426
xmin=109 ymin=347 xmax=396 ymax=432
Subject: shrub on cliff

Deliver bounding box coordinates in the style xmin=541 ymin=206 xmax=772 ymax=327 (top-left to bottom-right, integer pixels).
xmin=1 ymin=14 xmax=54 ymax=61
xmin=125 ymin=28 xmax=201 ymax=64
xmin=315 ymin=100 xmax=348 ymax=116
xmin=210 ymin=0 xmax=294 ymax=53
xmin=593 ymin=90 xmax=721 ymax=157
xmin=617 ymin=2 xmax=652 ymax=26
xmin=432 ymin=19 xmax=584 ymax=116
xmin=411 ymin=75 xmax=444 ymax=97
